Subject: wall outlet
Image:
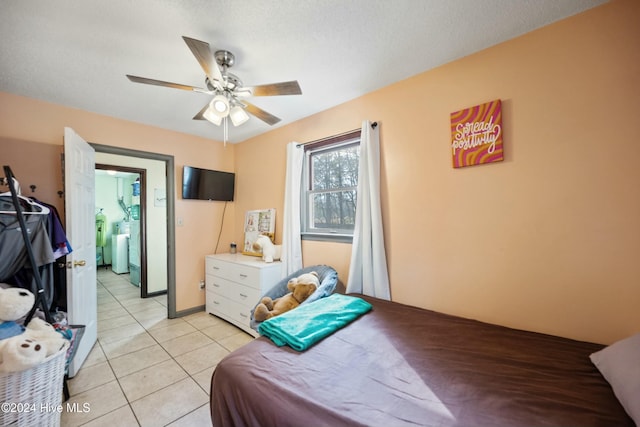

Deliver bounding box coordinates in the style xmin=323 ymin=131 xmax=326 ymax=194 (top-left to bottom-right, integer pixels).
xmin=199 ymin=279 xmax=205 ymax=290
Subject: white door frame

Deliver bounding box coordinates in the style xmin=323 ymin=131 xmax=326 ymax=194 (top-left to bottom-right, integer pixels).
xmin=91 ymin=143 xmax=177 ymax=318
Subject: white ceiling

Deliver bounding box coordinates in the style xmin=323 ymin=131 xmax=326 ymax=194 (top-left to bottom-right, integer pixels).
xmin=0 ymin=0 xmax=606 ymax=144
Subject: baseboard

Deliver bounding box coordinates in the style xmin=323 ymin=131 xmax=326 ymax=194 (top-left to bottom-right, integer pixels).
xmin=175 ymin=305 xmax=205 ymax=317
xmin=145 ymin=290 xmax=167 ymax=298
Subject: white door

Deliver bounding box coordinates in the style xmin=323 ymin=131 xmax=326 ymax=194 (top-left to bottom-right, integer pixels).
xmin=64 ymin=127 xmax=97 ymax=377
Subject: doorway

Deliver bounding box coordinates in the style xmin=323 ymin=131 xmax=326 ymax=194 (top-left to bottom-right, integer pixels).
xmin=95 ymin=165 xmax=150 ymax=295
xmin=91 ymin=143 xmax=176 ymax=318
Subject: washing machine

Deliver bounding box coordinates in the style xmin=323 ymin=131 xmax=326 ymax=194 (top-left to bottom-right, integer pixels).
xmin=129 ymin=220 xmax=141 ymax=286
xmin=111 ymin=234 xmax=129 ymax=274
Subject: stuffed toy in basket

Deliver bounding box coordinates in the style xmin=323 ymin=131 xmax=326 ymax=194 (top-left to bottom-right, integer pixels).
xmin=0 ymin=287 xmax=67 ymax=372
xmin=0 ymin=286 xmax=70 ymax=427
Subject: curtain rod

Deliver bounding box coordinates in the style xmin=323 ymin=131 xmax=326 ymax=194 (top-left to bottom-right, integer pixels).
xmin=297 ymin=121 xmax=377 ymax=147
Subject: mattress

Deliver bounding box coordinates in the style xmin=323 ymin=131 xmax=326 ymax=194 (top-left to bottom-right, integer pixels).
xmin=210 ymin=295 xmax=632 ymax=427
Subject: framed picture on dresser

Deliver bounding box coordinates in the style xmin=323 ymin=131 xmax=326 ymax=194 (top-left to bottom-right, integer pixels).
xmin=242 ymin=208 xmax=276 ymax=256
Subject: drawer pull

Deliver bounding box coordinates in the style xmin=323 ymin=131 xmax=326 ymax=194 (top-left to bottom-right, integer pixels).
xmin=239 ymin=312 xmax=248 ymax=318
xmin=239 ymin=273 xmax=248 ymax=278
xmin=213 ymin=283 xmax=221 ymax=288
xmin=213 ymin=300 xmax=220 ymax=305
xmin=239 ymin=293 xmax=248 ymax=299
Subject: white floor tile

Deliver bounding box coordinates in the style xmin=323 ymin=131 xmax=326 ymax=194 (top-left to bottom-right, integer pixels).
xmin=108 ymin=343 xmax=172 ymax=378
xmin=174 ymin=342 xmax=229 ymax=375
xmin=65 ymin=269 xmax=259 ymax=426
xmin=130 ymin=377 xmax=209 ymax=427
xmin=159 ymin=331 xmax=214 ymax=357
xmin=68 ymin=361 xmax=116 ymax=396
xmin=119 ymin=359 xmax=188 ymax=402
xmin=80 ymin=405 xmax=140 ymax=427
xmin=61 ymin=381 xmax=128 ymax=427
xmin=166 ymin=404 xmax=213 ymax=427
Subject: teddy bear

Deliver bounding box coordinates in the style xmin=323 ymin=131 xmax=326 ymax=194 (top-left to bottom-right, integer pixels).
xmin=0 ymin=287 xmax=34 ymax=340
xmin=253 ymin=271 xmax=320 ymax=321
xmin=0 ymin=286 xmax=67 ymax=373
xmin=252 ymin=234 xmax=282 ymax=263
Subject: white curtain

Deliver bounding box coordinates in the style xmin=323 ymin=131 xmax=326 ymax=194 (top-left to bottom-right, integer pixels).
xmin=281 ymin=141 xmax=304 ymax=276
xmin=346 ymin=121 xmax=391 ymax=299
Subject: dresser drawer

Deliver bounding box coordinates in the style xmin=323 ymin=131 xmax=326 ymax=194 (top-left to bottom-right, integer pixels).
xmin=206 ymin=275 xmax=260 ymax=307
xmin=205 ymin=253 xmax=282 ymax=337
xmin=206 ymin=291 xmax=252 ymax=328
xmin=206 ymin=258 xmax=261 ymax=287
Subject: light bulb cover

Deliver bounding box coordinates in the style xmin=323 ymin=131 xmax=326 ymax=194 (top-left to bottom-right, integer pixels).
xmin=203 ymin=106 xmax=223 ymax=125
xmin=229 ymin=106 xmax=250 ymax=126
xmin=210 ymin=95 xmax=230 ymax=117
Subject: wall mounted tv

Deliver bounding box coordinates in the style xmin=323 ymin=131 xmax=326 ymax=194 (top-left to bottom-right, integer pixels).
xmin=182 ymin=166 xmax=235 ymax=201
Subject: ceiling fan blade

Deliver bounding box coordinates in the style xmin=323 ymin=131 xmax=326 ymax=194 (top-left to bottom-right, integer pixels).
xmin=243 ymin=80 xmax=302 ymax=96
xmin=242 ymin=101 xmax=281 ymax=126
xmin=192 ymin=102 xmax=210 ymax=120
xmin=126 ymin=75 xmax=208 ymax=93
xmin=182 ymin=36 xmax=224 ymax=87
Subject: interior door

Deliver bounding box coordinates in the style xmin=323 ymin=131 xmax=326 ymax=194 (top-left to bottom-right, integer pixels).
xmin=64 ymin=127 xmax=97 ymax=377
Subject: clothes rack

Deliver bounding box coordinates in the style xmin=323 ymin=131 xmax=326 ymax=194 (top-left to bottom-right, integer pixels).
xmin=1 ymin=165 xmax=54 ymax=324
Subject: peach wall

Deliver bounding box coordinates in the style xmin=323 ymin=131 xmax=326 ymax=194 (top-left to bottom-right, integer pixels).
xmin=235 ymin=0 xmax=640 ymax=344
xmin=0 ymin=94 xmax=235 ymax=311
xmin=0 ymin=137 xmax=64 ymax=215
xmin=1 ymin=0 xmax=637 ymax=343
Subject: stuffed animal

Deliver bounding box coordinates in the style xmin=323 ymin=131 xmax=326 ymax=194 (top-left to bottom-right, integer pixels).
xmin=254 ymin=271 xmax=320 ymax=321
xmin=0 ymin=287 xmax=35 ymax=340
xmin=252 ymin=235 xmax=282 ymax=263
xmin=0 ymin=286 xmax=67 ymax=372
xmin=24 ymin=318 xmax=67 ymax=356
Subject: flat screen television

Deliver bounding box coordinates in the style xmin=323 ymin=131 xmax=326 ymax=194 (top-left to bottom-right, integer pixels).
xmin=182 ymin=166 xmax=235 ymax=201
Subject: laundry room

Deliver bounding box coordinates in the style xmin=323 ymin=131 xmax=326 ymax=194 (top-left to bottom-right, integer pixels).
xmin=95 ymin=168 xmax=142 ymax=287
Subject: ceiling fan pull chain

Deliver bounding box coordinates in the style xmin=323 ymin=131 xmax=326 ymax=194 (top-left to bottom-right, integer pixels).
xmin=223 ymin=117 xmax=228 ymax=147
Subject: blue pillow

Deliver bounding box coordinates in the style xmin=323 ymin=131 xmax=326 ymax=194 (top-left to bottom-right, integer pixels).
xmin=250 ymin=265 xmax=338 ymax=332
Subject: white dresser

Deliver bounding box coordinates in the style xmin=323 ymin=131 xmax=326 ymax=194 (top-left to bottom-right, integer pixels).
xmin=205 ymin=253 xmax=282 ymax=337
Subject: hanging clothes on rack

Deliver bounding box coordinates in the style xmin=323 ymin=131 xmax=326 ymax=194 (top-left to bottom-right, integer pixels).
xmin=30 ymin=197 xmax=72 ymax=259
xmin=1 ymin=166 xmax=54 ymax=324
xmin=0 ymin=196 xmax=56 ymax=281
xmin=29 ymin=198 xmax=72 ymax=312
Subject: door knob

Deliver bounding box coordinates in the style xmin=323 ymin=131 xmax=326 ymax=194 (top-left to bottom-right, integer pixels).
xmin=67 ymin=260 xmax=87 ymax=268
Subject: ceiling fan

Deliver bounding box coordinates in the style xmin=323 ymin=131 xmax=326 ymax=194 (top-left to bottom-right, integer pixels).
xmin=126 ymin=36 xmax=302 ymax=128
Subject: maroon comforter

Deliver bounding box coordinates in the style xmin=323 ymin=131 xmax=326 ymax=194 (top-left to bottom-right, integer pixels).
xmin=210 ymin=295 xmax=632 ymax=427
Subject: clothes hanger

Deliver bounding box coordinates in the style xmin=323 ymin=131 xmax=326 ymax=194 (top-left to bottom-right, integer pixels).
xmin=0 ymin=178 xmax=50 ymax=215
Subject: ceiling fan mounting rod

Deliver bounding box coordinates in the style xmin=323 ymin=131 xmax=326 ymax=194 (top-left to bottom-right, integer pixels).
xmin=215 ymin=50 xmax=235 ymax=69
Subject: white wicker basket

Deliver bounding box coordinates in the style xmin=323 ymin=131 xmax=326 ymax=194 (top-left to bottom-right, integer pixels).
xmin=0 ymin=342 xmax=69 ymax=427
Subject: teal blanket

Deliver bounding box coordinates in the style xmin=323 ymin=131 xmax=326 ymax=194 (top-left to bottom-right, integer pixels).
xmin=258 ymin=294 xmax=372 ymax=351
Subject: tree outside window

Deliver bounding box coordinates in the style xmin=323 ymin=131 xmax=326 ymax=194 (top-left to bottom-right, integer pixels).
xmin=302 ymin=131 xmax=360 ymax=241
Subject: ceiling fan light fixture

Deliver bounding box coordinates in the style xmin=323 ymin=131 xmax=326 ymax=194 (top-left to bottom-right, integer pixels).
xmin=203 ymin=106 xmax=223 ymax=125
xmin=210 ymin=94 xmax=230 ymax=117
xmin=230 ymin=106 xmax=250 ymax=126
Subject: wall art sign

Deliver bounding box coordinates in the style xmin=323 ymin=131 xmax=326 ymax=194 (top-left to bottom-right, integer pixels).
xmin=450 ymin=99 xmax=503 ymax=168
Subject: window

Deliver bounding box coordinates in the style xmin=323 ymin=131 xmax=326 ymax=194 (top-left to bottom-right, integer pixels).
xmin=302 ymin=130 xmax=360 ymax=242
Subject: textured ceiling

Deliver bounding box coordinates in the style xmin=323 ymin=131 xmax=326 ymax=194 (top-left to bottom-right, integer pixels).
xmin=0 ymin=0 xmax=606 ymax=143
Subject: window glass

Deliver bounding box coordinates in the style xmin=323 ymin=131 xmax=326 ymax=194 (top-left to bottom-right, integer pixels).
xmin=302 ymin=132 xmax=360 ymax=241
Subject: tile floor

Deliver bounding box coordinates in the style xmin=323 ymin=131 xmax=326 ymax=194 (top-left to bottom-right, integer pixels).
xmin=61 ymin=268 xmax=253 ymax=426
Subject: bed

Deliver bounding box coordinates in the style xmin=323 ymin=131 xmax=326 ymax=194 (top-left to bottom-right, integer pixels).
xmin=210 ymin=295 xmax=634 ymax=427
